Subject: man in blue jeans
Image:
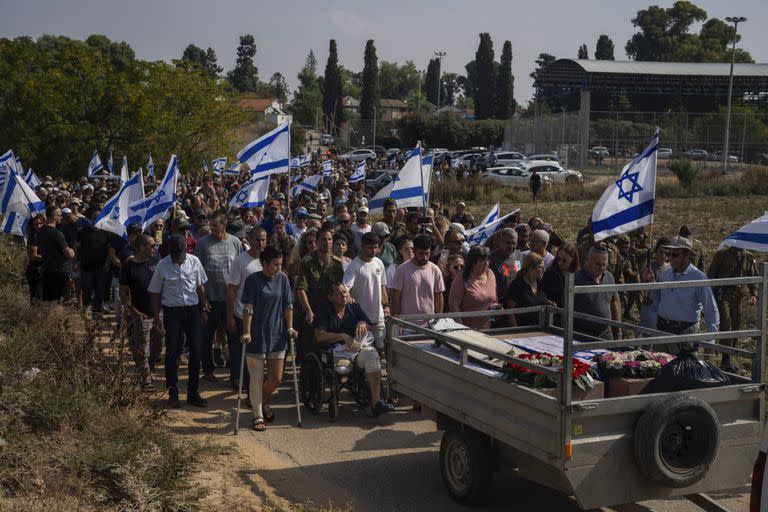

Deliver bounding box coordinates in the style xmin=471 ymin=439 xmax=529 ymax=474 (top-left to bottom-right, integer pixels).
xmin=149 ymin=235 xmax=209 ymax=408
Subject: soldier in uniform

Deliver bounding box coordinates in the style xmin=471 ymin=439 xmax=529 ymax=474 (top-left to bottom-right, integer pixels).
xmin=707 ymin=245 xmax=759 ymax=371
xmin=679 ymin=224 xmax=706 ymax=270
xmin=616 ymin=235 xmax=641 ymax=319
xmin=628 ymin=226 xmax=652 ymax=272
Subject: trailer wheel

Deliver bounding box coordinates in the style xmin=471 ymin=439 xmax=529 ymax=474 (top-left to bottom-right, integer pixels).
xmin=439 ymin=429 xmax=493 ymax=504
xmin=633 ymin=393 xmax=720 ymax=488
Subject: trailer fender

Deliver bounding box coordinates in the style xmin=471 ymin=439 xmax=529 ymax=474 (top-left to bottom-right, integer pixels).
xmin=633 ymin=393 xmax=720 ymax=488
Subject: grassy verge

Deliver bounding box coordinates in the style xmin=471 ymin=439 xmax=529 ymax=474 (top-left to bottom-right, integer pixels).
xmin=0 ymin=239 xmax=223 ymax=511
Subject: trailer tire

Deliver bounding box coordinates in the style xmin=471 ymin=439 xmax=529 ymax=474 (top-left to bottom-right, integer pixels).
xmin=633 ymin=393 xmax=720 ymax=488
xmin=440 ymin=429 xmax=493 ymax=504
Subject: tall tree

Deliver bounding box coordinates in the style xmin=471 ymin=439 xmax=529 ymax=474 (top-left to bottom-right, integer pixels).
xmin=292 ymin=50 xmax=322 ymax=126
xmin=441 ymin=72 xmax=460 ymax=106
xmin=424 ymin=58 xmax=440 ymax=107
xmin=379 ymin=60 xmax=420 ymax=100
xmin=495 ymin=40 xmax=515 ymax=119
xmin=178 ymin=44 xmax=222 ymax=76
xmin=595 ymin=35 xmax=615 ymax=60
xmin=473 ymin=33 xmax=496 ymax=120
xmin=578 ymin=44 xmax=589 ymax=59
xmin=530 ymin=53 xmax=556 ymax=81
xmin=204 ymin=47 xmax=222 ymax=75
xmin=359 ymin=40 xmax=379 ymax=120
xmin=228 ymin=34 xmax=259 ymax=92
xmin=322 ymin=40 xmax=343 ymax=133
xmin=268 ymin=72 xmax=289 ymax=103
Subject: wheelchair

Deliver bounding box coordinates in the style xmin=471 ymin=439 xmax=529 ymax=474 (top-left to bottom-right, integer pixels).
xmin=298 ymin=343 xmax=373 ymax=421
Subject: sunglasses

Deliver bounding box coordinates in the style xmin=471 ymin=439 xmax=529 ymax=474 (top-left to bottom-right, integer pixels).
xmin=451 ymin=265 xmax=464 ymax=271
xmin=668 ymin=251 xmax=684 ymax=258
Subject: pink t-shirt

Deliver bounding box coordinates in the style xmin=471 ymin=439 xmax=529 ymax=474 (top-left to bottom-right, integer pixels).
xmin=391 ymin=259 xmax=446 ymax=316
xmin=448 ymin=268 xmax=497 ymax=329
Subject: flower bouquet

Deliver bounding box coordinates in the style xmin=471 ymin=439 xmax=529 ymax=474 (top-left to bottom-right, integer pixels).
xmin=597 ymin=350 xmax=674 ymax=379
xmin=505 ymin=352 xmax=598 ymax=391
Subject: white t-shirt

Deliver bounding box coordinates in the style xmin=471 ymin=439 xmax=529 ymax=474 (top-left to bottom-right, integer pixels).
xmin=227 ymin=251 xmax=263 ymax=318
xmin=343 ymin=257 xmax=387 ymax=323
xmin=350 ymin=222 xmax=372 ymax=252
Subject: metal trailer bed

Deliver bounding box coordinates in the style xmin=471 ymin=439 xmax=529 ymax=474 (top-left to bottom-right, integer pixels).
xmin=386 ymin=267 xmax=768 ymax=510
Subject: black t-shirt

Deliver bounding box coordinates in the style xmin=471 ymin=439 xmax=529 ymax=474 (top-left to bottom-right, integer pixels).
xmin=111 ymin=234 xmax=129 ymax=277
xmin=27 ymin=228 xmax=42 ymax=272
xmin=119 ymin=256 xmax=158 ymax=316
xmin=313 ymin=301 xmax=372 ymax=342
xmin=77 ymin=227 xmax=112 ymax=272
xmin=37 ymin=225 xmax=69 ymax=273
xmin=506 ymin=277 xmax=548 ymax=326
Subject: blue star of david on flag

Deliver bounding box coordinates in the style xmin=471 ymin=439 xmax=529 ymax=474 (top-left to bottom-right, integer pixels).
xmin=615 ymin=170 xmax=643 ymax=203
xmin=234 ymin=189 xmax=248 ymax=204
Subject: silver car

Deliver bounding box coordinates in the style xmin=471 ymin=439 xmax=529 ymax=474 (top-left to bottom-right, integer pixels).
xmin=523 ymin=160 xmax=583 ymax=184
xmin=338 ymin=148 xmax=377 ymax=164
xmin=482 ymin=166 xmax=553 ymax=188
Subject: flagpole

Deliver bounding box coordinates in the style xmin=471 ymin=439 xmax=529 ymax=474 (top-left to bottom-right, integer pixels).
xmin=286 ymin=122 xmax=292 ymax=214
xmin=417 ymin=141 xmax=426 ymax=214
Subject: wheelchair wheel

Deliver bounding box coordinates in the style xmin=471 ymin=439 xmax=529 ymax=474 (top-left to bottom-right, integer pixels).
xmin=299 ymin=353 xmax=324 ymax=414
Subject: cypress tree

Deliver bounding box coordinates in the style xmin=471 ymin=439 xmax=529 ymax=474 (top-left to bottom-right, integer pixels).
xmin=228 ymin=34 xmax=259 ymax=92
xmin=473 ymin=33 xmax=496 ymax=120
xmin=322 ymin=39 xmax=343 ymax=133
xmin=424 ymin=58 xmax=440 ymax=107
xmin=595 ymin=35 xmax=615 ymax=60
xmin=360 ymin=40 xmax=380 ymax=120
xmin=495 ymin=40 xmax=515 ymax=119
xmin=578 ymin=44 xmax=589 ymax=59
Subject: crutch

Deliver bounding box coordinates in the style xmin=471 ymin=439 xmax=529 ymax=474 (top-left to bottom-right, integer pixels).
xmin=233 ymin=342 xmax=247 ymax=435
xmin=288 ymin=331 xmax=303 ymax=427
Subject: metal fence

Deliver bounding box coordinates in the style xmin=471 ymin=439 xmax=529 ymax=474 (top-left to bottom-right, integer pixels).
xmin=339 ymin=119 xmax=399 ymax=148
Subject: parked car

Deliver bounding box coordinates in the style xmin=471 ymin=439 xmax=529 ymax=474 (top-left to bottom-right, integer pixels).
xmin=364 ymin=169 xmax=399 ymax=194
xmin=657 ymin=147 xmax=673 ymax=159
xmin=488 ymin=151 xmax=526 ymax=167
xmin=338 ymin=148 xmax=377 ymax=164
xmin=526 ymin=153 xmax=561 ymax=163
xmin=482 ymin=166 xmax=553 ymax=188
xmin=453 ymin=152 xmax=485 ymax=168
xmin=319 ymin=133 xmax=334 ymax=146
xmin=363 ymin=145 xmax=387 ymax=158
xmin=523 ymin=160 xmax=583 ymax=184
xmin=685 ymin=149 xmax=708 ymax=161
xmin=708 ymin=151 xmax=740 ymax=163
xmin=589 ymin=146 xmax=610 ymax=158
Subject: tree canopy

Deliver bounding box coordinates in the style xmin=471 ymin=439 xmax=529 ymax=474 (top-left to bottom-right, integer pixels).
xmin=495 ymin=41 xmax=515 ymax=119
xmin=322 ymin=39 xmax=343 ymax=132
xmin=359 ymin=40 xmax=380 ymax=120
xmin=228 ymin=34 xmax=260 ymax=92
xmin=595 ymin=35 xmax=615 ymax=60
xmin=578 ymin=44 xmax=589 ymax=59
xmin=473 ymin=33 xmax=496 ymax=120
xmin=292 ymin=50 xmax=322 ymax=126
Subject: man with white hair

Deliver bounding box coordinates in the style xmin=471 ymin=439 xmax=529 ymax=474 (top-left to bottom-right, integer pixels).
xmin=522 ymin=229 xmax=555 ymax=269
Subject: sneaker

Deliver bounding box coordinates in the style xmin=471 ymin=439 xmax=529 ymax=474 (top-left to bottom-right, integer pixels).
xmin=168 ymin=387 xmax=181 ymax=408
xmin=374 ymin=400 xmax=395 ymax=415
xmin=213 ymin=347 xmax=225 ymax=367
xmin=186 ymin=393 xmax=208 ymax=407
xmin=141 ymin=377 xmax=156 ymax=391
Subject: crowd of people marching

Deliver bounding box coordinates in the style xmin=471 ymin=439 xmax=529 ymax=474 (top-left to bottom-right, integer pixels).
xmin=17 ymin=147 xmax=761 ymax=431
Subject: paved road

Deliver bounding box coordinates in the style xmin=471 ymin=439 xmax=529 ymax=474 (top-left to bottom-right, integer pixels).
xmin=165 ymin=364 xmax=751 ymax=512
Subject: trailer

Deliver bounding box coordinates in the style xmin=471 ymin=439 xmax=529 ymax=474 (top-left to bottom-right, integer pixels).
xmin=386 ymin=269 xmax=767 ymax=510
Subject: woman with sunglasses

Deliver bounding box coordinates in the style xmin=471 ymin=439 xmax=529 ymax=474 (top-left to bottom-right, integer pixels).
xmin=506 ymin=252 xmax=554 ymax=327
xmin=449 ymin=246 xmax=497 ymax=328
xmin=442 ymin=253 xmax=465 ymax=313
xmin=542 ymin=242 xmax=580 ymax=308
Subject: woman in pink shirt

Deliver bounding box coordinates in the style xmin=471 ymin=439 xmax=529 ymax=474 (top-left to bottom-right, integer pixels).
xmin=448 ymin=246 xmax=497 ymax=329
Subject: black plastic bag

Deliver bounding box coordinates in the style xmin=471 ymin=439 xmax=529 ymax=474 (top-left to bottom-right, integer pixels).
xmin=650 ymin=352 xmax=731 ymax=393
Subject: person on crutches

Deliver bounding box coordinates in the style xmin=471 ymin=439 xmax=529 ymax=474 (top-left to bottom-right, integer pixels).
xmin=239 ymin=246 xmax=296 ymax=432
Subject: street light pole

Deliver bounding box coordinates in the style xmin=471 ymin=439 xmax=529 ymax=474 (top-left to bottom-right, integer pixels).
xmin=434 ymin=51 xmax=446 ymax=113
xmin=722 ymin=16 xmax=747 ymax=174
xmin=417 ymin=70 xmax=422 ymax=112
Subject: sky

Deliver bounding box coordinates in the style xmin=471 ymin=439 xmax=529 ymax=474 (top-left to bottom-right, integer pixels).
xmin=1 ymin=0 xmax=767 ymax=104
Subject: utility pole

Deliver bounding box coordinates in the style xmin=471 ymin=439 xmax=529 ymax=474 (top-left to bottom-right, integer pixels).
xmin=417 ymin=70 xmax=422 ymax=112
xmin=722 ymin=16 xmax=747 ymax=174
xmin=434 ymin=51 xmax=446 ymax=113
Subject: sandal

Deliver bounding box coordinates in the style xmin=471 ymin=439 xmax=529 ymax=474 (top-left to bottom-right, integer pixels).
xmin=252 ymin=417 xmax=266 ymax=431
xmin=263 ymin=404 xmax=276 ymax=423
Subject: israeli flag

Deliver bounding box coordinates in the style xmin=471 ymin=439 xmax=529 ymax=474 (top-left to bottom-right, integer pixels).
xmin=349 ymin=161 xmax=366 ymax=183
xmin=229 ymin=175 xmax=269 ymax=210
xmin=237 ymin=121 xmax=290 ymax=176
xmin=126 ymin=155 xmax=178 ymax=230
xmin=592 ymin=128 xmax=658 ymax=242
xmin=291 ymin=174 xmax=322 ymax=197
xmin=88 ymin=150 xmax=104 ymax=177
xmin=0 ymin=150 xmax=21 ymax=211
xmin=0 ymin=173 xmax=45 ymax=239
xmin=466 ymin=209 xmax=520 ymax=247
xmin=321 ymin=160 xmax=334 ymax=176
xmin=389 ymin=143 xmax=430 ymax=210
xmin=212 ymin=157 xmax=227 ymax=172
xmin=120 ymin=156 xmax=129 ymax=183
xmin=94 ymin=169 xmax=145 ymax=237
xmin=290 ymin=153 xmax=311 ymax=169
xmin=147 ymin=154 xmax=155 ymax=178
xmin=720 ymin=211 xmax=768 ymax=252
xmin=368 ymin=182 xmax=394 ymax=215
xmin=24 ymin=169 xmax=42 ymax=189
xmin=223 ymin=163 xmax=241 ymax=176
xmin=107 ymin=152 xmax=114 ymax=176
xmin=476 ymin=203 xmax=500 ymax=227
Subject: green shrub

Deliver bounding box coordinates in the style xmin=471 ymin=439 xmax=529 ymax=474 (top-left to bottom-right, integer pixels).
xmin=668 ymin=158 xmax=699 ymax=187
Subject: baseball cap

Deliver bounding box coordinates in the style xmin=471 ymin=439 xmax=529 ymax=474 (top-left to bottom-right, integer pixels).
xmin=296 ymin=207 xmax=309 ymax=217
xmin=61 ymin=207 xmax=72 ymax=214
xmin=357 ymin=206 xmax=369 ymax=214
xmin=172 ymin=217 xmax=190 ymax=230
xmin=457 ymin=201 xmax=466 ymax=207
xmin=126 ymin=222 xmax=143 ymax=235
xmin=371 ymin=222 xmax=390 ymax=237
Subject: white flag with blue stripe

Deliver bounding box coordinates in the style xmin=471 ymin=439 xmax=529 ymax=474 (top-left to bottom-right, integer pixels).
xmin=0 ymin=150 xmax=21 ymax=205
xmin=466 ymin=209 xmax=521 ymax=246
xmin=238 ymin=121 xmax=290 ymax=176
xmin=126 ymin=155 xmax=178 ymax=230
xmin=24 ymin=169 xmax=42 ymax=189
xmin=94 ymin=169 xmax=145 ymax=237
xmin=229 ymin=175 xmax=269 ymax=210
xmin=720 ymin=211 xmax=768 ymax=252
xmin=222 ymin=163 xmax=241 ymax=176
xmin=0 ymin=173 xmax=45 ymax=239
xmin=88 ymin=150 xmax=104 ymax=177
xmin=290 ymin=153 xmax=311 ymax=169
xmin=389 ymin=143 xmax=430 ymax=210
xmin=291 ymin=174 xmax=322 ymax=197
xmin=368 ymin=182 xmax=393 ymax=216
xmin=120 ymin=156 xmax=129 ymax=183
xmin=147 ymin=154 xmax=155 ymax=178
xmin=349 ymin=161 xmax=366 ymax=183
xmin=592 ymin=128 xmax=658 ymax=242
xmin=107 ymin=152 xmax=115 ymax=176
xmin=321 ymin=160 xmax=334 ymax=176
xmin=212 ymin=157 xmax=227 ymax=172
xmin=476 ymin=203 xmax=500 ymax=227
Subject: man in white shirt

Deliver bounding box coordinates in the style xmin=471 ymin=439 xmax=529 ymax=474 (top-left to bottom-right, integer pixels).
xmin=350 ymin=206 xmax=372 ymax=253
xmin=343 ymin=232 xmax=389 ymax=349
xmin=149 ymin=235 xmax=209 ymax=408
xmin=225 ymin=227 xmax=266 ymax=390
